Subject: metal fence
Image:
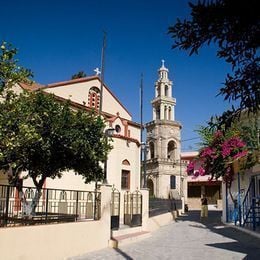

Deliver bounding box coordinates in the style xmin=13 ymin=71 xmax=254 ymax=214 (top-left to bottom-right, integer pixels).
xmin=0 ymin=184 xmax=101 ymax=227
xmin=149 ymin=198 xmax=182 ymax=217
xmin=124 ymin=190 xmax=142 ymax=227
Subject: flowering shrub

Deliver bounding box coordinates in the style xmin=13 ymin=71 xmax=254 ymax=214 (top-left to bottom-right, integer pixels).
xmin=186 ymin=130 xmax=249 ymax=184
xmin=186 ymin=113 xmax=259 ymax=206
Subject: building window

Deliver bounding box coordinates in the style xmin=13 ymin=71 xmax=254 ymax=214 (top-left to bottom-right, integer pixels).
xmin=88 ymin=87 xmax=100 ymax=109
xmin=121 ymin=170 xmax=130 ymax=189
xmin=122 ymin=159 xmax=130 ymax=166
xmin=170 ymin=175 xmax=176 ymax=189
xmin=115 ymin=124 xmax=121 ymax=133
xmin=188 ymin=185 xmax=201 ymax=197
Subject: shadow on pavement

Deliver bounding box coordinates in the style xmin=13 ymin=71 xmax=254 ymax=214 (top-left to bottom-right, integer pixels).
xmin=178 ymin=210 xmax=260 ymax=259
xmin=113 ymin=248 xmax=134 ymax=260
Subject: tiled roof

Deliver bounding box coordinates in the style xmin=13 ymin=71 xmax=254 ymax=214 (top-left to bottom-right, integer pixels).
xmin=18 ymin=76 xmax=140 ymax=128
xmin=18 ymin=82 xmax=44 ymax=91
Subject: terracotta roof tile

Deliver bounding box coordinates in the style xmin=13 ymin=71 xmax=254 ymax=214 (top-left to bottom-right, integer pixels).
xmin=18 ymin=82 xmax=44 ymax=91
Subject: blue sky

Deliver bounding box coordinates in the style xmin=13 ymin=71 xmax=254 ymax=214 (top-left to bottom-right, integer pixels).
xmin=1 ymin=0 xmax=232 ymax=151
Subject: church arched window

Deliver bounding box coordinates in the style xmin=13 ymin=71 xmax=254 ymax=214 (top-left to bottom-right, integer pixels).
xmin=122 ymin=159 xmax=130 ymax=166
xmin=168 ymin=107 xmax=171 ymax=120
xmin=156 ymin=107 xmax=160 ymax=120
xmin=167 ymin=140 xmax=176 ymax=160
xmin=149 ymin=142 xmax=155 ymax=159
xmin=157 ymin=86 xmax=161 ymax=97
xmin=164 ymin=106 xmax=167 ymax=120
xmin=165 ymin=85 xmax=168 ymax=97
xmin=88 ymin=87 xmax=100 ymax=109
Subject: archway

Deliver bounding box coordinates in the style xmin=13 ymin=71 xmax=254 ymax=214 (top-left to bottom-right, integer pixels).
xmin=147 ymin=179 xmax=154 ymax=197
xmin=167 ymin=140 xmax=176 ymax=160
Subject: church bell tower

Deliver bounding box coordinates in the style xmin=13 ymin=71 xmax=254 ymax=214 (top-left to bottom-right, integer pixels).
xmin=145 ymin=60 xmax=182 ymax=199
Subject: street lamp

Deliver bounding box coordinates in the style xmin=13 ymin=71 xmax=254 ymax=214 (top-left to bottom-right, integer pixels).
xmin=103 ymin=127 xmax=115 ymax=184
xmin=141 ymin=142 xmax=149 ymax=188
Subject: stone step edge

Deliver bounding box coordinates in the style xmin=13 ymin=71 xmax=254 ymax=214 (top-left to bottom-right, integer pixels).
xmin=112 ymin=226 xmax=143 ymax=236
xmin=109 ymin=230 xmax=151 ymax=248
xmin=112 ymin=230 xmax=150 ymax=242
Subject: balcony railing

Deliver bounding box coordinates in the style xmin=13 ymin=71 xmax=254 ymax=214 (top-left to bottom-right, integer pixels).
xmin=0 ymin=184 xmax=101 ymax=227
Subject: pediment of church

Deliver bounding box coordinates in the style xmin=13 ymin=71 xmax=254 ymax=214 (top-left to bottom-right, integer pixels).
xmin=18 ymin=76 xmax=132 ymax=121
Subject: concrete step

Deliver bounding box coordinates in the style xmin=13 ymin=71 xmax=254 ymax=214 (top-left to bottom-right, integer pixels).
xmin=110 ymin=230 xmax=151 ymax=248
xmin=112 ymin=225 xmax=143 ymax=237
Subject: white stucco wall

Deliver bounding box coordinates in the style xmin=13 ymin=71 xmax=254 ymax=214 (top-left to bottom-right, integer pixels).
xmin=107 ymin=138 xmax=140 ymax=191
xmin=44 ymin=79 xmax=131 ymax=120
xmin=44 ymin=80 xmax=99 ymax=106
xmin=0 ymin=185 xmax=111 ymax=260
xmin=0 ymin=171 xmax=8 ymax=185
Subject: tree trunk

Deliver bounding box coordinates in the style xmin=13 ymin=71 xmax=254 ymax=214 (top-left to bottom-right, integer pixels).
xmin=25 ymin=175 xmax=46 ymax=217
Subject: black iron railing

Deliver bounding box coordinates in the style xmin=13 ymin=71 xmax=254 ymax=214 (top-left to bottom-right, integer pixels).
xmin=242 ymin=176 xmax=260 ymax=231
xmin=0 ymin=184 xmax=101 ymax=227
xmin=149 ymin=198 xmax=182 ymax=217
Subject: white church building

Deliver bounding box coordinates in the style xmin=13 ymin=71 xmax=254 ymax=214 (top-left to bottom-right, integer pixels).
xmin=8 ymin=75 xmax=142 ymax=193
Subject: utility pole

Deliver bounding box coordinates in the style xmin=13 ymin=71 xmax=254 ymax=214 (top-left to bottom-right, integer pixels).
xmin=140 ymin=73 xmax=144 ymax=144
xmin=99 ymin=31 xmax=106 ymax=115
xmin=140 ymin=74 xmax=144 ymax=187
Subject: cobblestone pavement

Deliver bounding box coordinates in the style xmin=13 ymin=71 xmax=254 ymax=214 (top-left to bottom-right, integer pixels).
xmin=69 ymin=210 xmax=260 ymax=260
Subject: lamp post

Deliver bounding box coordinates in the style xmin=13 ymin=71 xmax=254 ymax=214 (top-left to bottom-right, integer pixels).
xmin=103 ymin=127 xmax=115 ymax=184
xmin=141 ymin=142 xmax=149 ymax=188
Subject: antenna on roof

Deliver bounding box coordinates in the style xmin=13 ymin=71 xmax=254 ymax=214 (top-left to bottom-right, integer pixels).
xmin=99 ymin=31 xmax=106 ymax=115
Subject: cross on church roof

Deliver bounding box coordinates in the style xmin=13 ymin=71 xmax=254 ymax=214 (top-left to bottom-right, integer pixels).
xmin=94 ymin=67 xmax=101 ymax=75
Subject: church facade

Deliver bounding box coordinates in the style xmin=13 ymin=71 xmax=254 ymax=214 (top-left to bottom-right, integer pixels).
xmin=0 ymin=75 xmax=142 ymax=196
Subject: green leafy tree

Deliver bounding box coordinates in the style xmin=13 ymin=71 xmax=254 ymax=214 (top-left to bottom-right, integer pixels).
xmin=71 ymin=71 xmax=86 ymax=79
xmin=0 ymin=41 xmax=33 ymax=92
xmin=0 ymin=42 xmax=112 ymax=215
xmin=169 ymin=0 xmax=259 ymax=127
xmin=190 ymin=117 xmax=259 ymax=202
xmin=0 ymin=91 xmax=111 ymax=190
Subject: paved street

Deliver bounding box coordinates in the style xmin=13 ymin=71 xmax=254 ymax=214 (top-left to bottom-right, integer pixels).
xmin=69 ymin=210 xmax=260 ymax=260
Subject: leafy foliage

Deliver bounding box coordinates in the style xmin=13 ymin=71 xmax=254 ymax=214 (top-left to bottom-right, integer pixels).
xmin=71 ymin=71 xmax=86 ymax=79
xmin=0 ymin=91 xmax=111 ymax=190
xmin=188 ymin=115 xmax=259 ymax=186
xmin=0 ymin=41 xmax=111 ymax=190
xmin=0 ymin=41 xmax=33 ymax=91
xmin=168 ymin=0 xmax=260 ymax=126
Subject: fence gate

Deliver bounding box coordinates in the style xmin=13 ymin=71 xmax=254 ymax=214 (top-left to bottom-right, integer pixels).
xmin=111 ymin=187 xmax=120 ymax=230
xmin=124 ymin=190 xmax=142 ymax=227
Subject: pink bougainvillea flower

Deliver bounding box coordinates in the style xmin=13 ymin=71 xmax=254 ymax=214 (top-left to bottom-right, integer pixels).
xmin=200 ymin=147 xmax=214 ymax=157
xmin=214 ymin=130 xmax=223 ymax=138
xmin=233 ymin=150 xmax=248 ymax=160
xmin=194 ymin=170 xmax=199 ymax=177
xmin=198 ymin=167 xmax=205 ymax=176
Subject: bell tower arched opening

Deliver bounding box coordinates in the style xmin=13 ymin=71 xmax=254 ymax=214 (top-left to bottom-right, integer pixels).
xmin=167 ymin=140 xmax=176 ymax=160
